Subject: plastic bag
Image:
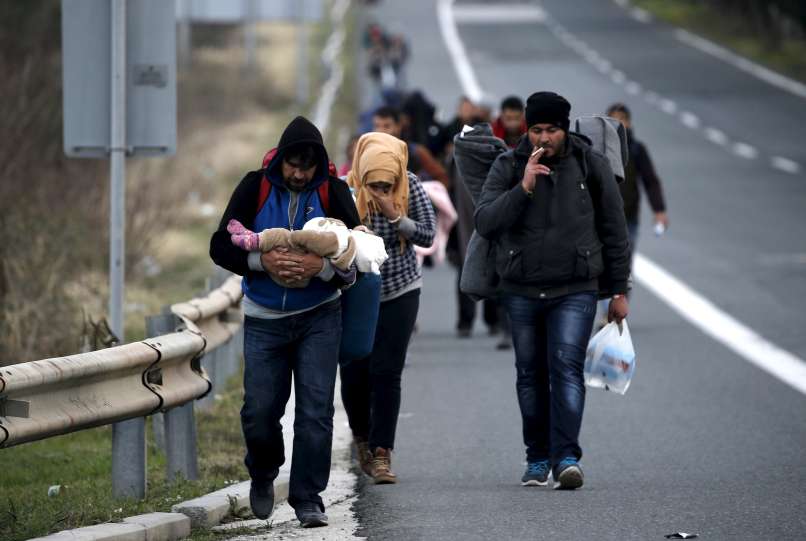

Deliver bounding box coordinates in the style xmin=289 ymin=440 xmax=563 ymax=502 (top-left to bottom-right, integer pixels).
xmin=584 ymin=320 xmax=636 ymax=394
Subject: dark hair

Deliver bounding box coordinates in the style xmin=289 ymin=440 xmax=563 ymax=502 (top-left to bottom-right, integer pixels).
xmin=373 ymin=105 xmax=400 ymax=123
xmin=284 ymin=145 xmax=317 ymax=168
xmin=606 ymin=102 xmax=631 ymax=120
xmin=500 ymin=95 xmax=524 ymax=112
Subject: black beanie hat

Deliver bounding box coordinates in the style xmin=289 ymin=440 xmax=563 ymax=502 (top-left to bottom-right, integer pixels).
xmin=525 ymin=92 xmax=571 ymax=132
xmin=270 ymin=115 xmax=329 ymax=174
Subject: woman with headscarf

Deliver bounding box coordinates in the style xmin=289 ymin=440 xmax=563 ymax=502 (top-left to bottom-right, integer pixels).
xmin=341 ymin=132 xmax=436 ymax=484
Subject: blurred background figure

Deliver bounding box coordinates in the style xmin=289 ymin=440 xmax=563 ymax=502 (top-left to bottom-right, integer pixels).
xmin=493 ymin=95 xmax=527 ymax=148
xmin=372 ymin=105 xmax=449 ymax=187
xmin=338 ymin=133 xmax=361 ymax=177
xmin=597 ymin=102 xmax=669 ymax=327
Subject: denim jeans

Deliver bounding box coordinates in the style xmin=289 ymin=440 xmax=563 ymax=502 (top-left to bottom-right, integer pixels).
xmin=241 ymin=299 xmax=341 ymax=511
xmin=503 ymin=291 xmax=597 ymax=466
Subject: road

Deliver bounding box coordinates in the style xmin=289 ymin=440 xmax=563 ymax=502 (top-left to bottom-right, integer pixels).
xmin=349 ymin=1 xmax=806 ymax=540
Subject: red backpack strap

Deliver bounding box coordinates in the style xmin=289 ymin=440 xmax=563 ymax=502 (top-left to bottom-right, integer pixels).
xmin=318 ymin=180 xmax=330 ymax=214
xmin=257 ymin=175 xmax=271 ymax=213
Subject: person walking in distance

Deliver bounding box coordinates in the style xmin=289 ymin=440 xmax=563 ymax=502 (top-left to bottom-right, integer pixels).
xmin=475 ymin=92 xmax=631 ymax=489
xmin=340 ymin=132 xmax=436 ymax=484
xmin=209 ymin=116 xmax=360 ymax=527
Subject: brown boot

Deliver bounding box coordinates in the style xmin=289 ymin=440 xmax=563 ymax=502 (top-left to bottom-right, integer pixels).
xmin=354 ymin=437 xmax=373 ymax=477
xmin=371 ymin=447 xmax=398 ymax=484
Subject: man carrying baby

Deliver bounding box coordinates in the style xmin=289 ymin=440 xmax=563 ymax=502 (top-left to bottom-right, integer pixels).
xmin=210 ymin=116 xmax=361 ymax=528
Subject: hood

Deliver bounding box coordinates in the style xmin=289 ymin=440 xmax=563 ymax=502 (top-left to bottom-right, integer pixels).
xmin=265 ymin=116 xmax=330 ymax=190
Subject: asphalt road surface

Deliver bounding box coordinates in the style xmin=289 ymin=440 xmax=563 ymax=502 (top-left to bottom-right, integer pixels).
xmin=351 ymin=1 xmax=806 ymax=540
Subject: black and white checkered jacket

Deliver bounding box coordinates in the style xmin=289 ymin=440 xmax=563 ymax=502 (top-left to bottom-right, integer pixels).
xmin=367 ymin=172 xmax=436 ymax=300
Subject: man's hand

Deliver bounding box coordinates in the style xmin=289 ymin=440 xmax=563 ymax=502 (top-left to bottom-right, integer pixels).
xmin=521 ymin=147 xmax=551 ymax=194
xmin=608 ymin=295 xmax=629 ymax=324
xmin=261 ymin=248 xmax=324 ymax=283
xmin=654 ymin=211 xmax=669 ymax=229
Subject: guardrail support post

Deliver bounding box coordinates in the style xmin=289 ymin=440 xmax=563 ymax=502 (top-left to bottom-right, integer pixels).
xmin=112 ymin=418 xmax=147 ymax=499
xmin=146 ymin=311 xmax=199 ymax=482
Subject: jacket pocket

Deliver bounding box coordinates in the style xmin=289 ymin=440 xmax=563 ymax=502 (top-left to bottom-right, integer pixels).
xmin=575 ymin=242 xmax=604 ymax=280
xmin=499 ymin=246 xmax=524 ymax=282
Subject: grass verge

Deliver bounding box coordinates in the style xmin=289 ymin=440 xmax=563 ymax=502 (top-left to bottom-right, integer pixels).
xmin=632 ymin=0 xmax=806 ymax=83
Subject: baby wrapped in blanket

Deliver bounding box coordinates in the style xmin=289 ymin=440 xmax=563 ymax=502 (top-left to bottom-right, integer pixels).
xmin=228 ymin=217 xmax=388 ymax=288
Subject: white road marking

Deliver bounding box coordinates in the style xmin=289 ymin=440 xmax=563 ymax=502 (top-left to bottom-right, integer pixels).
xmin=633 ymin=254 xmax=806 ymax=396
xmin=675 ymin=29 xmax=806 ymax=100
xmin=679 ymin=111 xmax=701 ymax=129
xmin=630 ymin=7 xmax=653 ymax=23
xmin=644 ymin=91 xmax=659 ymax=104
xmin=611 ymin=70 xmax=626 ymax=84
xmin=705 ymin=127 xmax=728 ymax=146
xmin=452 ymin=3 xmax=547 ymax=24
xmin=625 ymin=81 xmax=642 ymax=95
xmin=594 ymin=58 xmax=613 ymax=74
xmin=439 ymin=0 xmax=806 ymax=397
xmin=312 ymin=0 xmax=350 ymax=137
xmin=437 ymin=0 xmax=484 ymax=103
xmin=771 ymin=156 xmax=802 ymax=175
xmin=659 ymin=98 xmax=677 ymax=114
xmin=732 ymin=142 xmax=758 ymax=160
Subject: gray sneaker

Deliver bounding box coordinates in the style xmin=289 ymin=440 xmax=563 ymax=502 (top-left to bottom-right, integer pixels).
xmin=554 ymin=458 xmax=584 ymax=490
xmin=521 ymin=460 xmax=550 ymax=486
xmin=296 ymin=502 xmax=328 ymax=528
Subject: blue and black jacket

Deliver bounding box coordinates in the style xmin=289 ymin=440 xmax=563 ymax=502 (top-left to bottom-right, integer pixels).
xmin=210 ymin=116 xmax=361 ymax=311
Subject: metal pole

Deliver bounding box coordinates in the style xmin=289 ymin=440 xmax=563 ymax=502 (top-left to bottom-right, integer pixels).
xmin=296 ymin=0 xmax=309 ymax=105
xmin=177 ymin=0 xmax=192 ymax=68
xmin=244 ymin=0 xmax=257 ymax=70
xmin=110 ymin=0 xmax=145 ymax=500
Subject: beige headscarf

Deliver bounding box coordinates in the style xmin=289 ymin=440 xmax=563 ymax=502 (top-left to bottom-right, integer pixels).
xmin=346 ymin=132 xmax=409 ymax=225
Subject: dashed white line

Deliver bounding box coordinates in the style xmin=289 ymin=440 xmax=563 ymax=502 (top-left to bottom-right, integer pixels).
xmin=634 ymin=254 xmax=806 ymax=396
xmin=630 ymin=7 xmax=653 ymax=23
xmin=705 ymin=127 xmax=728 ymax=146
xmin=732 ymin=142 xmax=759 ymax=160
xmin=659 ymin=98 xmax=678 ymax=114
xmin=611 ymin=70 xmax=626 ymax=84
xmin=771 ymin=156 xmax=802 ymax=175
xmin=675 ymin=29 xmax=806 ymax=100
xmin=625 ymin=81 xmax=642 ymax=95
xmin=679 ymin=111 xmax=701 ymax=129
xmin=644 ymin=91 xmax=659 ymax=104
xmin=594 ymin=58 xmax=612 ymax=74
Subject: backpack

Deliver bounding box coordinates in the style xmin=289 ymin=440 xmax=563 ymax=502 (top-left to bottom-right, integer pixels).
xmin=572 ymin=116 xmax=629 ymax=182
xmin=257 ymin=147 xmax=333 ymax=213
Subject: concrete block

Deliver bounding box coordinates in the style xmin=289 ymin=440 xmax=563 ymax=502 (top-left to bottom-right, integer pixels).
xmin=28 ymin=522 xmax=145 ymax=541
xmin=123 ymin=513 xmax=190 ymax=541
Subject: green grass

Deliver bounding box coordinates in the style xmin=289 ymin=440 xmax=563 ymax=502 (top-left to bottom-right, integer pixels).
xmin=633 ymin=0 xmax=806 ymax=83
xmin=0 ymin=369 xmax=246 ymax=541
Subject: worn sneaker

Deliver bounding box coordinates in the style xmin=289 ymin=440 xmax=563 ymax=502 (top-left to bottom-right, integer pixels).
xmin=371 ymin=447 xmax=398 ymax=484
xmin=521 ymin=460 xmax=551 ymax=486
xmin=249 ymin=481 xmax=274 ymax=519
xmin=295 ymin=502 xmax=328 ymax=528
xmin=554 ymin=457 xmax=584 ymax=490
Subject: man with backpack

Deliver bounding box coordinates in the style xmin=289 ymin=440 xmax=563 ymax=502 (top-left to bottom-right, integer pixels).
xmin=209 ymin=116 xmax=360 ymax=527
xmin=475 ymin=92 xmax=631 ymax=489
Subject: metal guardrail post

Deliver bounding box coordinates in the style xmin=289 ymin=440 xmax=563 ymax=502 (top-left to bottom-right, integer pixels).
xmin=147 ymin=312 xmax=199 ymax=482
xmin=112 ymin=418 xmax=146 ymax=499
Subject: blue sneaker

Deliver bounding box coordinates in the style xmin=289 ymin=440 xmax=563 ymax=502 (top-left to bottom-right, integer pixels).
xmin=554 ymin=457 xmax=584 ymax=490
xmin=521 ymin=460 xmax=551 ymax=486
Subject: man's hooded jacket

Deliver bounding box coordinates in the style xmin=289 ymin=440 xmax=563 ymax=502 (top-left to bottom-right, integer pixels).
xmin=210 ymin=116 xmax=360 ymax=311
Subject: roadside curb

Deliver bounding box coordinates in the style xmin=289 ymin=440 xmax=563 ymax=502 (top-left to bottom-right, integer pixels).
xmin=28 ymin=512 xmax=191 ymax=541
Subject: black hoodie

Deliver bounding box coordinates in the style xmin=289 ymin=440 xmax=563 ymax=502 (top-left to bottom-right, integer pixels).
xmin=210 ymin=116 xmax=360 ymax=277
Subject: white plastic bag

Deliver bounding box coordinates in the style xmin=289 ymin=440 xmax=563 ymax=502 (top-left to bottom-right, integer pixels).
xmin=584 ymin=320 xmax=636 ymax=395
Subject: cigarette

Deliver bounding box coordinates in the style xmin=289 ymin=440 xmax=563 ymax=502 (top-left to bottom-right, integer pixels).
xmin=531 ymin=147 xmax=544 ymax=157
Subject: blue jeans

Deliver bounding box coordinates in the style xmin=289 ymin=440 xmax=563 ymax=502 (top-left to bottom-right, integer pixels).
xmin=503 ymin=291 xmax=597 ymax=466
xmin=241 ymin=299 xmax=341 ymax=511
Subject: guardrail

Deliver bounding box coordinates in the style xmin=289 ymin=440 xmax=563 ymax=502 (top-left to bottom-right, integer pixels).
xmin=0 ymin=272 xmax=244 ymax=498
